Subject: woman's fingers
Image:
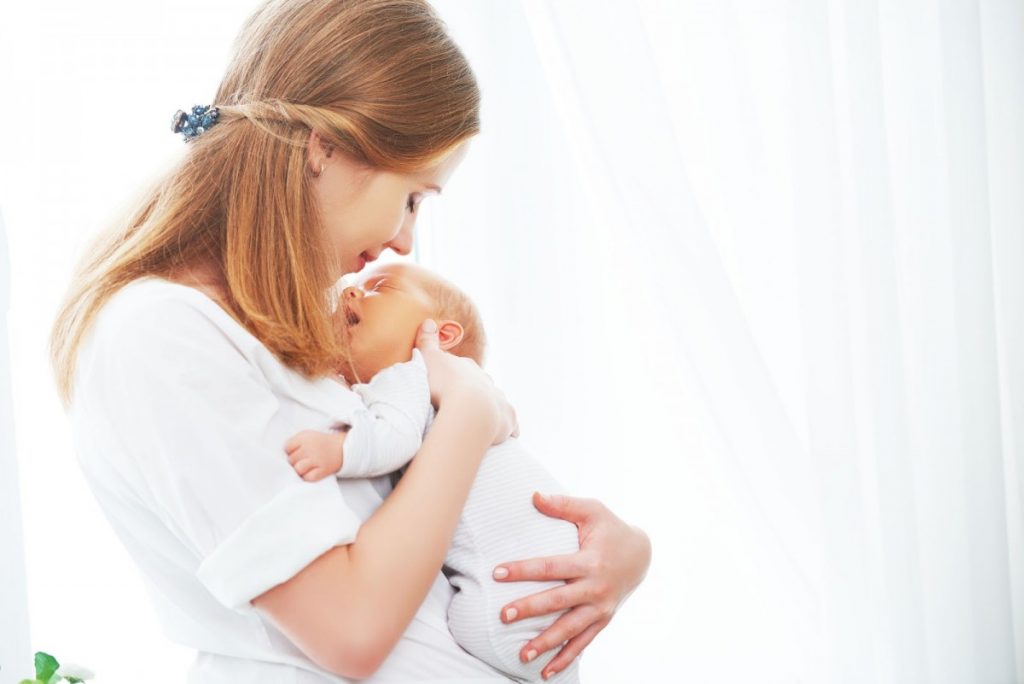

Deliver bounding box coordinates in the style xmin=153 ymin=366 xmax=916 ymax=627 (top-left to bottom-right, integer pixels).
xmin=516 ymin=602 xmax=599 ymax=660
xmin=413 ymin=327 xmax=516 ymax=445
xmin=493 ymin=498 xmax=651 ymax=679
xmin=414 ymin=318 xmax=440 ymax=352
xmin=537 ymin=615 xmax=608 ymax=680
xmin=499 ymin=579 xmax=589 ymax=625
xmin=492 ymin=551 xmax=590 ymax=584
xmin=531 ymin=492 xmax=603 ymax=526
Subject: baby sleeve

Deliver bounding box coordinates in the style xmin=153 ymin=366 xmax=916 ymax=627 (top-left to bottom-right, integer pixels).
xmin=335 ymin=349 xmax=432 ymax=479
xmin=80 ymin=294 xmax=363 ymax=612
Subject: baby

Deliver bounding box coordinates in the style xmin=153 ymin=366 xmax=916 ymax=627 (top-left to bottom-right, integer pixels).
xmin=285 ymin=263 xmax=581 ymax=684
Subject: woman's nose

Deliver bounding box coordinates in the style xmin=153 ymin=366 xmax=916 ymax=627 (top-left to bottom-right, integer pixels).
xmin=386 ymin=218 xmax=415 ymax=256
xmin=342 ymin=286 xmax=364 ymax=300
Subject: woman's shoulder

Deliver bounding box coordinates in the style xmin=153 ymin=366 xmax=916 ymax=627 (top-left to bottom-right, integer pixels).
xmin=94 ymin=276 xmax=253 ymax=351
xmin=79 ymin=276 xmax=351 ymax=413
xmin=74 ymin=277 xmax=276 ymax=407
xmin=80 ymin=276 xmax=272 ymax=390
xmin=100 ymin=275 xmax=223 ymax=324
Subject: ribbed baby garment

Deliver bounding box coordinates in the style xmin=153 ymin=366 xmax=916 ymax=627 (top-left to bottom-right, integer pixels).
xmin=443 ymin=439 xmax=582 ymax=684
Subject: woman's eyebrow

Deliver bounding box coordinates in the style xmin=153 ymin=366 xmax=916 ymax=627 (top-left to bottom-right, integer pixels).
xmin=424 ymin=183 xmax=442 ymax=194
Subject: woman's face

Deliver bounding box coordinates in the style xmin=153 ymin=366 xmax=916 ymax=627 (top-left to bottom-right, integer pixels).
xmin=310 ymin=134 xmax=470 ymax=278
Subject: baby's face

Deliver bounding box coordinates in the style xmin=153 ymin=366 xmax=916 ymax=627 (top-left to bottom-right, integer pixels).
xmin=338 ymin=263 xmax=437 ymax=384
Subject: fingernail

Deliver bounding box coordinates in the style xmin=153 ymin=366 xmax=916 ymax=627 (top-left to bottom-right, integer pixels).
xmin=493 ymin=566 xmax=509 ymax=579
xmin=542 ymin=669 xmax=555 ymax=680
xmin=421 ymin=319 xmax=438 ymax=333
xmin=505 ymin=607 xmax=518 ymax=622
xmin=525 ymin=649 xmax=537 ymax=662
xmin=536 ymin=491 xmax=549 ymax=502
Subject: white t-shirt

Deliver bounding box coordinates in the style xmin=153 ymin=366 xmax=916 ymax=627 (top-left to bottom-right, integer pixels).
xmin=70 ymin=276 xmax=514 ymax=684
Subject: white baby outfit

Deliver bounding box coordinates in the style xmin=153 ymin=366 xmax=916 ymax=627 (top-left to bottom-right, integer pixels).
xmin=70 ymin=277 xmax=580 ymax=684
xmin=340 ymin=352 xmax=581 ymax=684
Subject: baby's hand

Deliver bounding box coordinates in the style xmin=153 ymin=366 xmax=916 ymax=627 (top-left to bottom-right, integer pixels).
xmin=285 ymin=429 xmax=346 ymax=482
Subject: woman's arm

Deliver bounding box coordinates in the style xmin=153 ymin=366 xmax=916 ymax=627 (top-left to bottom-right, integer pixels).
xmin=491 ymin=494 xmax=652 ymax=680
xmin=252 ymin=321 xmax=516 ymax=679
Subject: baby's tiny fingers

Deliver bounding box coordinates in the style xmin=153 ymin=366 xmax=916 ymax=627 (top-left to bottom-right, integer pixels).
xmin=302 ymin=467 xmax=327 ymax=482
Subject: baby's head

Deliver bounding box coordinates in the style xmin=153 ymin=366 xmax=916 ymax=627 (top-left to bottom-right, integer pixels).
xmin=335 ymin=263 xmax=486 ymax=385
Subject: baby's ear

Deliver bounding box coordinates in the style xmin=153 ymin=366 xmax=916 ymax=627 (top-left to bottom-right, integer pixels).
xmin=437 ymin=320 xmax=465 ymax=352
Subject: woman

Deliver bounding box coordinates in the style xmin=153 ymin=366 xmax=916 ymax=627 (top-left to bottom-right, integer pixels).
xmin=49 ymin=0 xmax=651 ymax=681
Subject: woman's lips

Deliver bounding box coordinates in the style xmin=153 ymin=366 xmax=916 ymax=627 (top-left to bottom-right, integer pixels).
xmin=359 ymin=251 xmax=380 ymax=269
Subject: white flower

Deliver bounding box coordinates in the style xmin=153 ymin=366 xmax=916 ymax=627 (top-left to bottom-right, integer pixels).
xmin=56 ymin=663 xmax=95 ymax=681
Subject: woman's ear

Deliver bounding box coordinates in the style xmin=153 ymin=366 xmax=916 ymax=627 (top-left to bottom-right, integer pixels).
xmin=307 ymin=129 xmax=334 ymax=161
xmin=437 ymin=320 xmax=465 ymax=352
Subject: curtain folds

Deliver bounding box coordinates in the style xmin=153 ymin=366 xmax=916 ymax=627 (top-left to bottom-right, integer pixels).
xmin=430 ymin=1 xmax=1024 ymax=681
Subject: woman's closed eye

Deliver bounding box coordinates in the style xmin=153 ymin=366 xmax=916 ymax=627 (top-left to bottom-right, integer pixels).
xmin=406 ymin=193 xmax=422 ymax=213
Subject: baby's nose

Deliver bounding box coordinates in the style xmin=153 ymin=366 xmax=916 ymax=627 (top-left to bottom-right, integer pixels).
xmin=341 ymin=286 xmax=364 ymax=300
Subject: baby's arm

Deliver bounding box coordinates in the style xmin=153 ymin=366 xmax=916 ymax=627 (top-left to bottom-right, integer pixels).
xmin=340 ymin=348 xmax=432 ymax=478
xmin=285 ymin=350 xmax=432 ymax=482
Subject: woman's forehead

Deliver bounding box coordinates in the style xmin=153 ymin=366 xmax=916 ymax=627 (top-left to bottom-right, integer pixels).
xmin=417 ymin=139 xmax=471 ymax=187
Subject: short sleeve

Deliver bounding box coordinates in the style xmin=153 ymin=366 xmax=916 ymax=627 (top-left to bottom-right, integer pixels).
xmin=75 ymin=288 xmax=362 ymax=612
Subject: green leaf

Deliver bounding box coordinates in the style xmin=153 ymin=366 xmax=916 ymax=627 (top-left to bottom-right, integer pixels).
xmin=46 ymin=674 xmax=62 ymax=684
xmin=34 ymin=652 xmax=59 ymax=682
xmin=18 ymin=679 xmax=45 ymax=684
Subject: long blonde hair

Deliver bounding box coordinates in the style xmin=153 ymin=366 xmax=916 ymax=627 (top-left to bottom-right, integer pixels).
xmin=49 ymin=0 xmax=479 ymax=408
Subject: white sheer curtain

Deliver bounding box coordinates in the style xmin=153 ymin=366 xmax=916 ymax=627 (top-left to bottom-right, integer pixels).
xmin=0 ymin=207 xmax=32 ymax=681
xmin=426 ymin=1 xmax=1024 ymax=682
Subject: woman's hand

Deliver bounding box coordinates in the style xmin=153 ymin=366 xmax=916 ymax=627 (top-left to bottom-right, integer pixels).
xmin=415 ymin=319 xmax=518 ymax=445
xmin=492 ymin=493 xmax=652 ymax=679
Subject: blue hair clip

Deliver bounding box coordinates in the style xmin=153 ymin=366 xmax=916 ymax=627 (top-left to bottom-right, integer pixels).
xmin=171 ymin=104 xmax=220 ymax=142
